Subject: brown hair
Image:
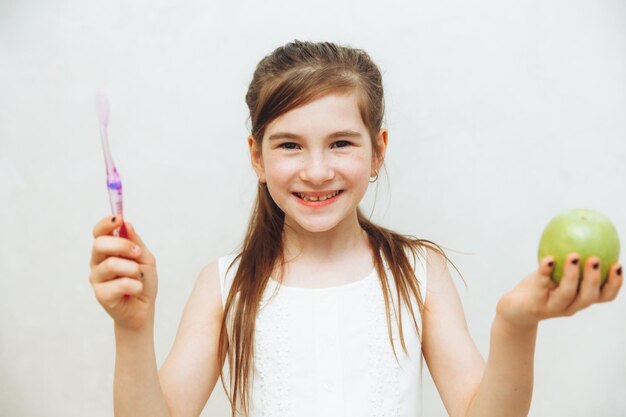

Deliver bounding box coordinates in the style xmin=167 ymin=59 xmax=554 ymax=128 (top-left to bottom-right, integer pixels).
xmin=217 ymin=40 xmax=459 ymax=417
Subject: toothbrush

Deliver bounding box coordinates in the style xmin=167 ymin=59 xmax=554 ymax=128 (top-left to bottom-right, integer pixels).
xmin=96 ymin=91 xmax=128 ymax=238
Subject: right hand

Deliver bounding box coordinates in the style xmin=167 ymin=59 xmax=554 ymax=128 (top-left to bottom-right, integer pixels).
xmin=89 ymin=215 xmax=158 ymax=330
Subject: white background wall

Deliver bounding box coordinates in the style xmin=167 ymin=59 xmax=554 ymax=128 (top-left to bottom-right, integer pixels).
xmin=1 ymin=0 xmax=625 ymax=416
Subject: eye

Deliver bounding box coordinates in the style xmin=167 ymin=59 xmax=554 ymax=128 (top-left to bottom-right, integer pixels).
xmin=279 ymin=142 xmax=300 ymax=150
xmin=332 ymin=140 xmax=352 ymax=148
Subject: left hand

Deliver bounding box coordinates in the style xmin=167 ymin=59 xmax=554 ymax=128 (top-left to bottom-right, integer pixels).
xmin=496 ymin=253 xmax=623 ymax=328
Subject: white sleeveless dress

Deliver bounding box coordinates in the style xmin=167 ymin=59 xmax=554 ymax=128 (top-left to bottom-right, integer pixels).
xmin=217 ymin=251 xmax=428 ymax=417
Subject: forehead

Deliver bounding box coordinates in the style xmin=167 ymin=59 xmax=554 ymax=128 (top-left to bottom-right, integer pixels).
xmin=264 ymin=92 xmax=365 ymax=138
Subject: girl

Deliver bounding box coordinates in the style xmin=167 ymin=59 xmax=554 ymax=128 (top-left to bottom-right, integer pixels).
xmin=88 ymin=40 xmax=623 ymax=417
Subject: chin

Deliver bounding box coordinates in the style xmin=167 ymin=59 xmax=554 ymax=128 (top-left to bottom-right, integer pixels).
xmin=287 ymin=217 xmax=340 ymax=234
xmin=298 ymin=223 xmax=337 ymax=234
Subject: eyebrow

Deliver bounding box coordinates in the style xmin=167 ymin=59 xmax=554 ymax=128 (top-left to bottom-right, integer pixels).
xmin=268 ymin=130 xmax=362 ymax=141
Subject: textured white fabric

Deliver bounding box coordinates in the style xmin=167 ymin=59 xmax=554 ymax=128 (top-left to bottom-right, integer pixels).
xmin=217 ymin=250 xmax=428 ymax=417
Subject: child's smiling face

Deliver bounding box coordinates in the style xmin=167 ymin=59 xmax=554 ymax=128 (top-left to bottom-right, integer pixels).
xmin=249 ymin=91 xmax=387 ymax=234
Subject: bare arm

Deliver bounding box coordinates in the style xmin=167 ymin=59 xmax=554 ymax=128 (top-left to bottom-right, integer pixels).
xmin=90 ymin=218 xmax=226 ymax=417
xmin=89 ymin=217 xmax=172 ymax=417
xmin=114 ymin=314 xmax=173 ymax=417
xmin=465 ymin=254 xmax=622 ymax=417
xmin=114 ymin=262 xmax=224 ymax=417
xmin=158 ymin=261 xmax=226 ymax=417
xmin=464 ymin=316 xmax=537 ymax=417
xmin=421 ymin=249 xmax=485 ymax=417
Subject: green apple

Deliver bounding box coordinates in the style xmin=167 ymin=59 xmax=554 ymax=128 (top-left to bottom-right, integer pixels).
xmin=538 ymin=208 xmax=620 ymax=285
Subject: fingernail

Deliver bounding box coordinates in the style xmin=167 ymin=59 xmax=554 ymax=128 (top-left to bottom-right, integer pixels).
xmin=111 ymin=216 xmax=117 ymax=223
xmin=592 ymin=262 xmax=600 ymax=270
xmin=572 ymin=258 xmax=579 ymax=265
xmin=617 ymin=267 xmax=623 ymax=276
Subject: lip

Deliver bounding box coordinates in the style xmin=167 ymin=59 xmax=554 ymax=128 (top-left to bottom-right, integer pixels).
xmin=292 ymin=190 xmax=344 ymax=207
xmin=294 ymin=190 xmax=341 ymax=197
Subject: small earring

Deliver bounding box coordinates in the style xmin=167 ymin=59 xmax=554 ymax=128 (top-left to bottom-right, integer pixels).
xmin=369 ymin=171 xmax=378 ymax=183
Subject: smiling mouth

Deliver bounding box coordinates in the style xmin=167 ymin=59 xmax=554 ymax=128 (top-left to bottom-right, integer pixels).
xmin=293 ymin=190 xmax=343 ymax=202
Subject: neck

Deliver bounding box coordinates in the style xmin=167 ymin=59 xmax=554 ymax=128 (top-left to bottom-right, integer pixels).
xmin=282 ymin=213 xmax=370 ymax=264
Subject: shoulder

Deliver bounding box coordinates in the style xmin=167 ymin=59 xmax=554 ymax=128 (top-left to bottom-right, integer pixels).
xmin=395 ymin=240 xmax=436 ymax=283
xmin=421 ymin=246 xmax=455 ymax=302
xmin=394 ymin=244 xmax=454 ymax=312
xmin=197 ymin=254 xmax=240 ymax=308
xmin=423 ymin=246 xmax=448 ymax=276
xmin=198 ymin=254 xmax=240 ymax=278
xmin=189 ymin=259 xmax=222 ymax=316
xmin=198 ymin=259 xmax=219 ymax=278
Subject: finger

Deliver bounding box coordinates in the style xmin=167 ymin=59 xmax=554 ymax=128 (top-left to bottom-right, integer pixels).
xmin=599 ymin=264 xmax=623 ymax=303
xmin=90 ymin=235 xmax=142 ymax=267
xmin=124 ymin=222 xmax=156 ymax=265
xmin=93 ymin=215 xmax=125 ymax=238
xmin=90 ymin=256 xmax=143 ymax=285
xmin=563 ymin=256 xmax=602 ymax=315
xmin=538 ymin=256 xmax=558 ymax=289
xmin=547 ymin=252 xmax=581 ymax=313
xmin=93 ymin=278 xmax=144 ymax=307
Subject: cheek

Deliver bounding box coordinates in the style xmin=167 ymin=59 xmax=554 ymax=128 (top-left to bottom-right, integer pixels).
xmin=263 ymin=155 xmax=297 ymax=184
xmin=344 ymin=152 xmax=372 ymax=180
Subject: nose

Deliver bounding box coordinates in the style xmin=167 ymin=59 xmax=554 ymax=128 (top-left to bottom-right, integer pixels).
xmin=299 ymin=151 xmax=335 ymax=184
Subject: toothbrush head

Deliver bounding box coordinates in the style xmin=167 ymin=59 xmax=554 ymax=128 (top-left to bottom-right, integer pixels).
xmin=96 ymin=91 xmax=110 ymax=126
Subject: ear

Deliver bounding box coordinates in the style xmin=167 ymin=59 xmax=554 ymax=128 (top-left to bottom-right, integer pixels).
xmin=248 ymin=135 xmax=266 ymax=183
xmin=371 ymin=128 xmax=388 ymax=175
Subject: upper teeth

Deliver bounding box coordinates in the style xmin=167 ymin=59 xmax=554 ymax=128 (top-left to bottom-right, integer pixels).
xmin=297 ymin=191 xmax=340 ymax=201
